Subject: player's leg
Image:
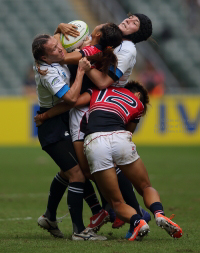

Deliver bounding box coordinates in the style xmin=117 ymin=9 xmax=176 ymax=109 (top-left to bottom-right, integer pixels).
xmin=112 ymin=167 xmax=151 ymax=231
xmin=93 ymin=168 xmax=149 ymax=241
xmin=119 ymin=158 xmax=183 ymax=238
xmin=84 ymin=132 xmax=150 ymax=241
xmin=73 ymin=140 xmax=109 ymax=231
xmin=40 ymin=137 xmax=107 ymax=240
xmin=38 ymin=137 xmax=85 ymax=237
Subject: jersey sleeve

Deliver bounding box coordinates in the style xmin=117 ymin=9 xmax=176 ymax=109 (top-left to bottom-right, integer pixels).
xmin=108 ymin=47 xmax=136 ymax=81
xmin=42 ymin=69 xmax=70 ymax=98
xmin=86 ymin=88 xmax=93 ymax=95
xmin=80 ymin=45 xmax=102 ymax=57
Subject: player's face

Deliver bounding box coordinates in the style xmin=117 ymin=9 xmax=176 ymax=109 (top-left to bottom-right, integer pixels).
xmin=91 ymin=24 xmax=104 ymax=39
xmin=42 ymin=37 xmax=65 ymax=64
xmin=118 ymin=15 xmax=140 ymax=36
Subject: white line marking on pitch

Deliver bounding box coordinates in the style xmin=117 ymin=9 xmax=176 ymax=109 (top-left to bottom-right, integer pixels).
xmin=0 ymin=217 xmax=33 ymax=221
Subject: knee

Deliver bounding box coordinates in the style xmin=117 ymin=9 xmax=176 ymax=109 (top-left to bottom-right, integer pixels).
xmin=64 ymin=166 xmax=85 ymax=183
xmin=110 ymin=199 xmax=124 ymax=212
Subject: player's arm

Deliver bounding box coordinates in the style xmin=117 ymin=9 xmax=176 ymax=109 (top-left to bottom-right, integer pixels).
xmin=85 ymin=51 xmax=125 ymax=89
xmin=86 ymin=68 xmax=115 ymax=89
xmin=34 ymin=58 xmax=91 ymax=126
xmin=34 ymin=92 xmax=91 ymax=126
xmin=86 ymin=48 xmax=133 ymax=89
xmin=54 ymin=23 xmax=80 ymax=40
xmin=53 ymin=33 xmax=83 ymax=65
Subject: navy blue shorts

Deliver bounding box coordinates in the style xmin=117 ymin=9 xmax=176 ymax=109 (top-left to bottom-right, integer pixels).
xmin=43 ymin=136 xmax=78 ymax=172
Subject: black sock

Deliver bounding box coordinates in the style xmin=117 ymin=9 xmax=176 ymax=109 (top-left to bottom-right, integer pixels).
xmin=116 ymin=168 xmax=142 ymax=216
xmin=95 ymin=182 xmax=109 ymax=210
xmin=68 ymin=182 xmax=85 ymax=234
xmin=44 ymin=172 xmax=69 ymax=221
xmin=149 ymin=202 xmax=164 ymax=217
xmin=130 ymin=214 xmax=142 ymax=232
xmin=83 ymin=179 xmax=102 ymax=215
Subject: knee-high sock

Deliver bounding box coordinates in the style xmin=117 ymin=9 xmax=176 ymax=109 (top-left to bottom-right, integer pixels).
xmin=83 ymin=179 xmax=102 ymax=215
xmin=45 ymin=172 xmax=69 ymax=221
xmin=68 ymin=182 xmax=85 ymax=234
xmin=116 ymin=168 xmax=143 ymax=216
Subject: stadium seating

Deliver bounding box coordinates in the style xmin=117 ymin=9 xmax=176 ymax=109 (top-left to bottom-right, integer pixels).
xmin=0 ymin=0 xmax=79 ymax=95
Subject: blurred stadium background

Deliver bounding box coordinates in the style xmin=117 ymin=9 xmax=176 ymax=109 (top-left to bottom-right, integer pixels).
xmin=0 ymin=0 xmax=199 ymax=146
xmin=0 ymin=1 xmax=199 ymax=251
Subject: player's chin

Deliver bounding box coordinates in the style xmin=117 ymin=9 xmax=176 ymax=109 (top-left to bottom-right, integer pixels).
xmin=118 ymin=23 xmax=125 ymax=32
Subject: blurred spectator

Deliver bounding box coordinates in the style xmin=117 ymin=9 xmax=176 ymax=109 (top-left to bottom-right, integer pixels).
xmin=24 ymin=65 xmax=37 ymax=98
xmin=139 ymin=61 xmax=165 ymax=97
xmin=185 ymin=0 xmax=200 ymax=32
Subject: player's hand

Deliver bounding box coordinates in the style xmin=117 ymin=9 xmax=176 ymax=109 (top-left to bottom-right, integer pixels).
xmin=78 ymin=57 xmax=91 ymax=72
xmin=55 ymin=23 xmax=80 ymax=40
xmin=80 ymin=36 xmax=92 ymax=49
xmin=34 ymin=113 xmax=49 ymax=127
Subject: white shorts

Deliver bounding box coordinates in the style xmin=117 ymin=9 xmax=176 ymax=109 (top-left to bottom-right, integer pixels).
xmin=69 ymin=106 xmax=89 ymax=142
xmin=84 ymin=130 xmax=140 ymax=174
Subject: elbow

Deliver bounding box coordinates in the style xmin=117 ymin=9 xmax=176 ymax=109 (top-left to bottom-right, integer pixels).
xmin=96 ymin=81 xmax=111 ymax=90
xmin=68 ymin=97 xmax=77 ymax=106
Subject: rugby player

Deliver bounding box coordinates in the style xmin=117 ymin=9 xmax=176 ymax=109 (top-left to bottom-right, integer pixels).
xmin=35 ymin=13 xmax=153 ymax=232
xmin=79 ymin=81 xmax=183 ymax=241
xmin=32 ymin=34 xmax=107 ymax=241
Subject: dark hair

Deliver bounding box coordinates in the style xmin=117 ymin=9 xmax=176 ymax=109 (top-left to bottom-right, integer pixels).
xmin=87 ymin=23 xmax=123 ymax=74
xmin=32 ymin=34 xmax=51 ymax=75
xmin=125 ymin=80 xmax=149 ymax=115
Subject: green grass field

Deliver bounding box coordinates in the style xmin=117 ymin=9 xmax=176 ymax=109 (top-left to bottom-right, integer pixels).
xmin=0 ymin=146 xmax=199 ymax=253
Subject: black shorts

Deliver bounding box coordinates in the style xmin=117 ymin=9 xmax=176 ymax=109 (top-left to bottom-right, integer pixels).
xmin=43 ymin=136 xmax=78 ymax=172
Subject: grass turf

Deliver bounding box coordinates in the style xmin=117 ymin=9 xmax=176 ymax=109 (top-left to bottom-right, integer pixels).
xmin=0 ymin=146 xmax=199 ymax=253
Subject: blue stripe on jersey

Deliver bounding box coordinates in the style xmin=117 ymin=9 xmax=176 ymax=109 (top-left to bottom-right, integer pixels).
xmin=55 ymin=84 xmax=70 ymax=98
xmin=109 ymin=65 xmax=123 ymax=79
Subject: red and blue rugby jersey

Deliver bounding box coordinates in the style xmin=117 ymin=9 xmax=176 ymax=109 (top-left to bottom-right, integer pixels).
xmin=85 ymin=87 xmax=144 ymax=136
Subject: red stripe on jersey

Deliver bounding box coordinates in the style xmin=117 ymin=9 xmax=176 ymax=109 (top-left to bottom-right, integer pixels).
xmin=82 ymin=46 xmax=102 ymax=56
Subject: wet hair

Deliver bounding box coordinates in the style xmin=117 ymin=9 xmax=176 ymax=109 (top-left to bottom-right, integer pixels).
xmin=125 ymin=80 xmax=149 ymax=115
xmin=32 ymin=34 xmax=51 ymax=75
xmin=87 ymin=23 xmax=123 ymax=74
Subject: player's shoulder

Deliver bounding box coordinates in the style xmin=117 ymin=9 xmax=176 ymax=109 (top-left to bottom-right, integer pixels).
xmin=114 ymin=40 xmax=136 ymax=55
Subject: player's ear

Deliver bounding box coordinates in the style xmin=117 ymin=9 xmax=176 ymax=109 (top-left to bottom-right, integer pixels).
xmin=41 ymin=55 xmax=47 ymax=62
xmin=95 ymin=31 xmax=102 ymax=38
xmin=134 ymin=92 xmax=141 ymax=99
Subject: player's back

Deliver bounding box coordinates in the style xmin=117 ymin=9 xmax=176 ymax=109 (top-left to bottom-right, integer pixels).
xmin=85 ymin=87 xmax=143 ymax=136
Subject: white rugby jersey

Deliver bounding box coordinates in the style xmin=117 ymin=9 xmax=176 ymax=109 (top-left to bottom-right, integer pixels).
xmin=109 ymin=40 xmax=137 ymax=87
xmin=34 ymin=62 xmax=70 ymax=108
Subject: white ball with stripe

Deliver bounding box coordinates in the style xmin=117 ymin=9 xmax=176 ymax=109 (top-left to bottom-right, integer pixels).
xmin=60 ymin=20 xmax=89 ymax=52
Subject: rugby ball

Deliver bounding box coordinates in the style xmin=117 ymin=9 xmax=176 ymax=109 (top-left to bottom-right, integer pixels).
xmin=60 ymin=20 xmax=89 ymax=52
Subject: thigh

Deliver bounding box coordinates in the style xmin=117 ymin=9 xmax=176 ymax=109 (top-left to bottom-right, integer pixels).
xmin=119 ymin=158 xmax=151 ymax=196
xmin=73 ymin=140 xmax=91 ymax=179
xmin=43 ymin=136 xmax=78 ymax=172
xmin=93 ymin=168 xmax=124 ymax=207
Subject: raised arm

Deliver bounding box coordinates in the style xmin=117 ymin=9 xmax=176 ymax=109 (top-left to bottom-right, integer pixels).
xmin=54 ymin=23 xmax=80 ymax=40
xmin=86 ymin=68 xmax=114 ymax=89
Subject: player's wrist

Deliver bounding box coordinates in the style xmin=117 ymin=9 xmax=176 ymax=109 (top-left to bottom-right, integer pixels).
xmin=40 ymin=112 xmax=50 ymax=121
